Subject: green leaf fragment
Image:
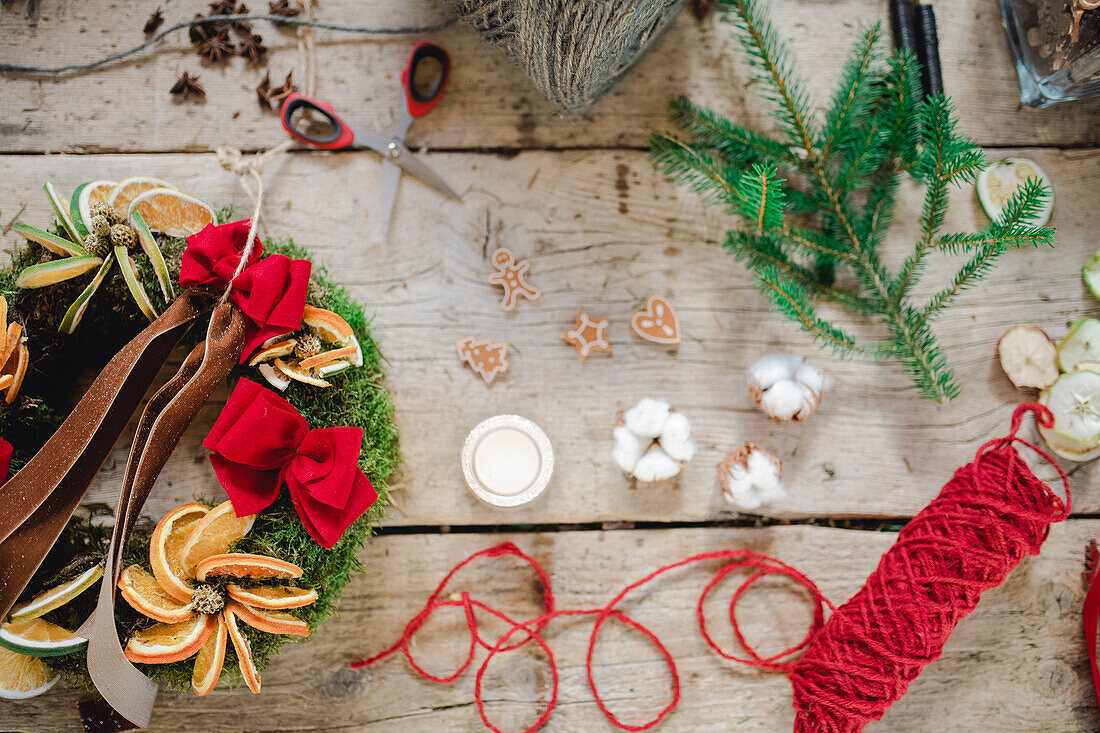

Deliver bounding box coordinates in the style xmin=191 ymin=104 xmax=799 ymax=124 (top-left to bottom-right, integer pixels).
xmin=114 ymin=246 xmax=157 ymax=321
xmin=15 ymin=256 xmax=102 ymax=289
xmin=59 ymin=253 xmax=116 ymax=334
xmin=11 ymin=222 xmax=85 ymax=257
xmin=130 ymin=211 xmax=174 ymax=301
xmin=44 ymin=182 xmax=84 ymax=245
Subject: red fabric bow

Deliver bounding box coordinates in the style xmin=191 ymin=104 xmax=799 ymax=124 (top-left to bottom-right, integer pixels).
xmin=0 ymin=437 xmax=12 ymax=483
xmin=203 ymin=379 xmax=378 ymax=548
xmin=181 ymin=219 xmax=312 ymax=361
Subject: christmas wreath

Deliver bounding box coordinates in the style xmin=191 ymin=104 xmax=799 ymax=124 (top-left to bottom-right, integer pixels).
xmin=0 ymin=177 xmax=398 ymax=708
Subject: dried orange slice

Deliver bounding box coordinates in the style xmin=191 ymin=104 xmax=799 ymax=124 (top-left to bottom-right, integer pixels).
xmin=227 ymin=601 xmax=309 ymax=637
xmin=124 ymin=613 xmax=212 ymax=664
xmin=178 ymin=501 xmax=255 ymax=577
xmin=298 ymin=345 xmax=358 ymax=371
xmin=248 ymin=338 xmax=298 ymax=366
xmin=191 ymin=613 xmax=227 ymax=696
xmin=226 ymin=584 xmax=317 ymax=610
xmin=150 ymin=502 xmax=209 ymax=602
xmin=195 ymin=553 xmax=303 ymax=582
xmin=117 ymin=565 xmax=193 ymax=624
xmin=225 ymin=608 xmax=261 ymax=693
xmin=74 ymin=180 xmax=117 ymax=233
xmin=15 ymin=256 xmax=103 ymax=288
xmin=0 ymin=646 xmax=58 ymax=699
xmin=273 ymin=357 xmax=330 ymax=387
xmin=0 ymin=322 xmax=21 ymax=374
xmin=128 ymin=188 xmax=216 ymax=238
xmin=106 ymin=176 xmax=177 ymax=216
xmin=4 ymin=344 xmax=29 ymax=405
xmin=302 ymin=305 xmax=363 ymax=366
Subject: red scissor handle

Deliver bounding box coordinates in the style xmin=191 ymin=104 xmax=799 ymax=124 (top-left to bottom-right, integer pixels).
xmin=280 ymin=93 xmax=356 ymax=150
xmin=401 ymin=43 xmax=450 ymax=118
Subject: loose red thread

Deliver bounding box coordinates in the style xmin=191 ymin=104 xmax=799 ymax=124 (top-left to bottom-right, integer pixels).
xmin=352 ymin=543 xmax=833 ymax=733
xmin=353 ymin=404 xmax=1069 ymax=733
xmin=790 ymin=402 xmax=1071 ymax=732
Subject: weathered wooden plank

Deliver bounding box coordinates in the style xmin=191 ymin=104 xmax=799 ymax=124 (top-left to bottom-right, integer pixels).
xmin=1 ymin=523 xmax=1096 ymax=731
xmin=2 ymin=0 xmax=1099 ymax=153
xmin=0 ymin=148 xmax=1095 ymax=526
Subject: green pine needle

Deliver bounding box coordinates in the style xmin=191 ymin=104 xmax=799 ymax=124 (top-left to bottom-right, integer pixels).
xmin=655 ymin=2 xmax=1056 ymax=401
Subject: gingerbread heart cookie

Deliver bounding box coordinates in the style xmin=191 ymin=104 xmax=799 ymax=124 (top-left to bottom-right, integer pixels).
xmin=631 ymin=295 xmax=680 ymax=345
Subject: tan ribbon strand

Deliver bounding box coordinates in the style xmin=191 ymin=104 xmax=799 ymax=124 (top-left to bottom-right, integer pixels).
xmin=79 ymin=302 xmax=246 ymax=727
xmin=0 ymin=289 xmax=214 ymax=619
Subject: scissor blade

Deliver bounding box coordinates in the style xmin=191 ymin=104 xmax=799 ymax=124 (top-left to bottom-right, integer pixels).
xmin=376 ymin=159 xmax=402 ymax=244
xmin=354 ymin=130 xmax=461 ymax=201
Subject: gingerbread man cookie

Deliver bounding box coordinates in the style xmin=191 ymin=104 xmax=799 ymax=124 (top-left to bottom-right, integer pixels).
xmin=562 ymin=309 xmax=611 ymax=359
xmin=487 ymin=248 xmax=541 ymax=311
xmin=456 ymin=336 xmax=510 ymax=385
xmin=631 ymin=295 xmax=681 ymax=345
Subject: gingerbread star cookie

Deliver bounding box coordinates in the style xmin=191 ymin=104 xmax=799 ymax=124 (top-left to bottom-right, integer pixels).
xmin=487 ymin=248 xmax=541 ymax=311
xmin=631 ymin=295 xmax=681 ymax=345
xmin=562 ymin=309 xmax=611 ymax=359
xmin=456 ymin=336 xmax=510 ymax=385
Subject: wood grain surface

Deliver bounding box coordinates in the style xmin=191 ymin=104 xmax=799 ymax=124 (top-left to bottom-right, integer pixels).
xmin=1 ymin=0 xmax=1099 ymax=730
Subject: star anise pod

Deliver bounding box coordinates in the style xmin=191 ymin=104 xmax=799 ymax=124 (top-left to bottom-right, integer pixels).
xmin=230 ymin=3 xmax=252 ymax=33
xmin=169 ymin=71 xmax=206 ymax=101
xmin=237 ymin=32 xmax=267 ymax=64
xmin=143 ymin=7 xmax=165 ymax=35
xmin=689 ymin=0 xmax=711 ymax=21
xmin=268 ymin=0 xmax=300 ymax=18
xmin=197 ymin=27 xmax=234 ymax=64
xmin=189 ymin=13 xmax=213 ymax=43
xmin=208 ymin=0 xmax=236 ymax=16
xmin=255 ymin=70 xmax=296 ymax=111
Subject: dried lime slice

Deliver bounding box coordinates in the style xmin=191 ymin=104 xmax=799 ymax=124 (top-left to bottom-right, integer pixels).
xmin=1057 ymin=318 xmax=1100 ymax=372
xmin=71 ymin=179 xmax=117 ymax=236
xmin=15 ymin=256 xmax=102 ymax=288
xmin=0 ymin=618 xmax=86 ymax=658
xmin=11 ymin=222 xmax=85 ymax=257
xmin=115 ymin=246 xmax=157 ymax=321
xmin=8 ymin=565 xmax=102 ymax=624
xmin=130 ymin=211 xmax=174 ymax=300
xmin=976 ymin=157 xmax=1053 ymax=227
xmin=43 ymin=182 xmax=84 ymax=244
xmin=1042 ymin=369 xmax=1100 ymax=447
xmin=58 ymin=253 xmax=116 ymax=334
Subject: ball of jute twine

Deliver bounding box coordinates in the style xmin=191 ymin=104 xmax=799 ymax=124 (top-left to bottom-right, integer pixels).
xmin=446 ymin=0 xmax=687 ymax=111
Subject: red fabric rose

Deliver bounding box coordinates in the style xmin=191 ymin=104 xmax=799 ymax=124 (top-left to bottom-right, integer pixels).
xmin=0 ymin=437 xmax=12 ymax=484
xmin=203 ymin=378 xmax=378 ymax=549
xmin=181 ymin=219 xmax=311 ymax=361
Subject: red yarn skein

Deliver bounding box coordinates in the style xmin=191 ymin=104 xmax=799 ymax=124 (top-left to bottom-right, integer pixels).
xmin=789 ymin=403 xmax=1071 ymax=732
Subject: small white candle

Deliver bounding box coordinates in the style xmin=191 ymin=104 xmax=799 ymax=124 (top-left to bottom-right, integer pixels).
xmin=461 ymin=415 xmax=554 ymax=507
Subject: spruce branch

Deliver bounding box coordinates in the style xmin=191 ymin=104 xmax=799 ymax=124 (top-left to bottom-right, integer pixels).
xmin=655 ymin=2 xmax=1056 ymax=401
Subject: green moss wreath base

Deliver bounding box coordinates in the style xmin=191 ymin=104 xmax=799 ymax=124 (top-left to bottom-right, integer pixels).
xmin=2 ymin=204 xmax=399 ymax=692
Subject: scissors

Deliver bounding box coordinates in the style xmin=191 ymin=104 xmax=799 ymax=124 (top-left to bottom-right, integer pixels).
xmin=280 ymin=42 xmax=461 ymax=242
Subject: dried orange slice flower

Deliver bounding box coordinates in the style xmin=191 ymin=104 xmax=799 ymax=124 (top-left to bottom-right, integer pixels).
xmin=118 ymin=500 xmax=316 ymax=696
xmin=249 ymin=305 xmax=363 ymax=391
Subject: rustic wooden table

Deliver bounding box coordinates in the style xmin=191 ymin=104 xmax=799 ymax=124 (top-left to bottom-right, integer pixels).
xmin=2 ymin=1 xmax=1100 ymax=730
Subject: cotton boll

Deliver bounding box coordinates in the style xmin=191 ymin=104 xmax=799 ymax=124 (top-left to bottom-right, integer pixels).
xmin=748 ymin=353 xmax=826 ymax=422
xmin=632 ymin=444 xmax=681 ymax=482
xmin=612 ymin=426 xmax=645 ymax=474
xmin=659 ymin=412 xmax=695 ymax=462
xmin=718 ymin=442 xmax=784 ymax=511
xmin=623 ymin=398 xmax=671 ymax=438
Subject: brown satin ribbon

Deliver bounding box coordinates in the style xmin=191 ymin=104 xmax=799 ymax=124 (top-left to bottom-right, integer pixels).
xmin=0 ymin=290 xmax=214 ymax=619
xmin=79 ymin=302 xmax=245 ymax=727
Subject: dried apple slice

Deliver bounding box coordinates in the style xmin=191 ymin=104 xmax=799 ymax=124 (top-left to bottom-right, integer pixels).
xmin=998 ymin=325 xmax=1058 ymax=389
xmin=317 ymin=360 xmax=351 ymax=377
xmin=10 ymin=223 xmax=85 ymax=258
xmin=1056 ymin=318 xmax=1100 ymax=372
xmin=115 ymin=246 xmax=157 ymax=321
xmin=59 ymin=253 xmax=116 ymax=334
xmin=130 ymin=211 xmax=174 ymax=301
xmin=977 ymin=158 xmax=1053 ymax=227
xmin=15 ymin=256 xmax=102 ymax=288
xmin=1041 ymin=370 xmax=1100 ymax=452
